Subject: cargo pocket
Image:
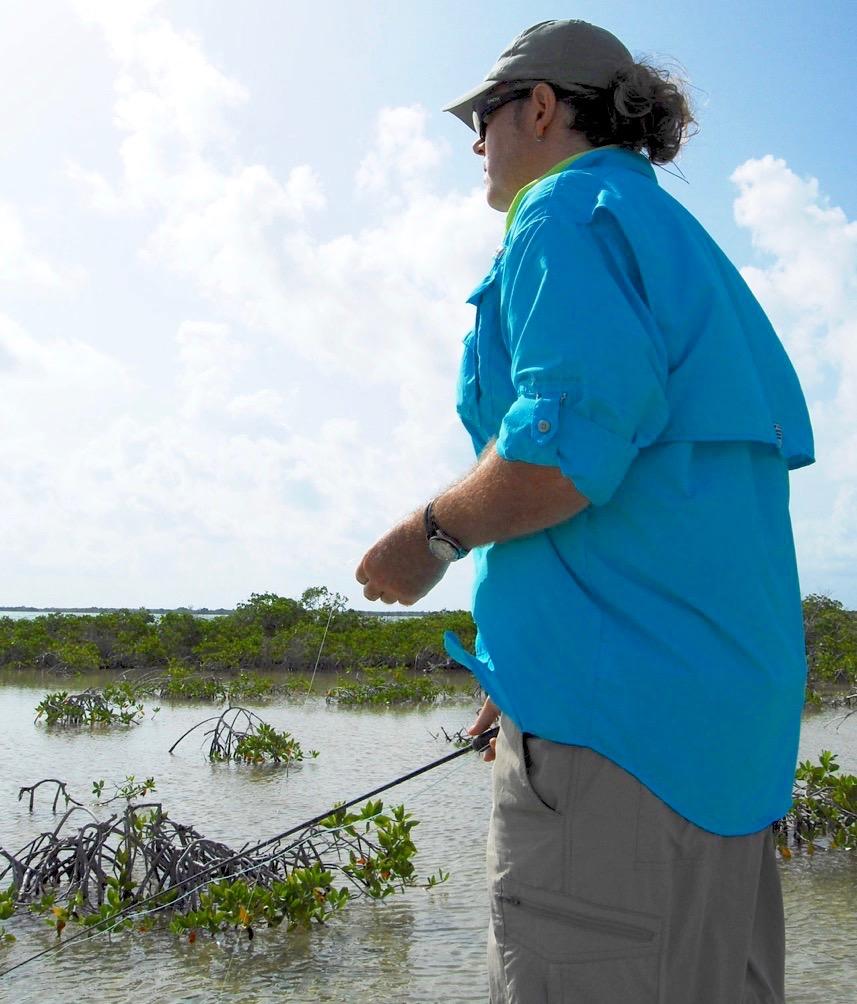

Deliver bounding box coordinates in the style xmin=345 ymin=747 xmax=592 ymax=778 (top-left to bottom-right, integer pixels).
xmin=548 ymin=954 xmax=659 ymax=1004
xmin=498 ymin=878 xmax=661 ymax=1004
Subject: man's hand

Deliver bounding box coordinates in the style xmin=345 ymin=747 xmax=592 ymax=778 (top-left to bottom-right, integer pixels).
xmin=355 ymin=510 xmax=448 ymax=606
xmin=468 ymin=696 xmax=501 ymax=762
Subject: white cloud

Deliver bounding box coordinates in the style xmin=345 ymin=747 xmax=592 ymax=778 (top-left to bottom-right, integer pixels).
xmin=1 ymin=3 xmax=500 ymax=607
xmin=0 ymin=310 xmax=138 ymax=571
xmin=226 ymin=388 xmax=293 ymax=427
xmin=74 ymin=0 xmax=246 ymax=149
xmin=0 ymin=202 xmax=84 ymax=292
xmin=731 ymin=155 xmax=857 ymax=596
xmin=0 ymin=311 xmax=134 ymax=435
xmin=175 ymin=321 xmax=247 ymax=418
xmin=0 ymin=307 xmax=364 ymax=601
xmin=356 ymin=105 xmax=450 ymax=200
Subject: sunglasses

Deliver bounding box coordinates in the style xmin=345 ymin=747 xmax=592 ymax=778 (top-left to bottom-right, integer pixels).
xmin=472 ymin=87 xmax=534 ymax=141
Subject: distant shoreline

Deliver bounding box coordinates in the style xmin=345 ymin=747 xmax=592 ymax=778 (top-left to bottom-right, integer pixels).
xmin=0 ymin=606 xmax=234 ymax=615
xmin=0 ymin=606 xmax=429 ymax=618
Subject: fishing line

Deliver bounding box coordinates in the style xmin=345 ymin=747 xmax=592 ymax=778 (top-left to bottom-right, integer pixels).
xmin=302 ymin=601 xmax=336 ymax=706
xmin=0 ymin=811 xmax=375 ymax=989
xmin=654 ymin=159 xmax=689 ymax=184
xmin=398 ymin=752 xmax=472 ymax=807
xmin=219 ymin=595 xmax=333 ymax=997
xmin=214 ymin=749 xmax=475 ymax=999
xmin=0 ymin=725 xmax=499 ymax=981
xmin=218 ymin=596 xmax=373 ymax=996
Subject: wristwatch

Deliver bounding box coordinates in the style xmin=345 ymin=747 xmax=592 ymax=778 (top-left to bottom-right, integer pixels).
xmin=424 ymin=499 xmax=470 ymax=562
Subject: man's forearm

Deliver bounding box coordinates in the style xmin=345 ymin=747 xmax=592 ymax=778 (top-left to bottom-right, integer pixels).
xmin=354 ymin=445 xmax=590 ymax=605
xmin=432 ymin=445 xmax=590 ymax=549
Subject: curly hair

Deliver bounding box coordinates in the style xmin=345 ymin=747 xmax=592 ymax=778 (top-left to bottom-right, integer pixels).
xmin=550 ymin=61 xmax=698 ymax=164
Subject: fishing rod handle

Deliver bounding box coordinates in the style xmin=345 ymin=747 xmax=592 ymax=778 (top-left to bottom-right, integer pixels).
xmin=471 ymin=725 xmax=499 ymax=753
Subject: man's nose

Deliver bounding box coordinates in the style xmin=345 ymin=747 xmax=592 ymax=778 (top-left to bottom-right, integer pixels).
xmin=472 ymin=135 xmax=485 ymax=156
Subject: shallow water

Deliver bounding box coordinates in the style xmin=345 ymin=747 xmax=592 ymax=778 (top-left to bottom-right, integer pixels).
xmin=0 ymin=682 xmax=855 ymax=1002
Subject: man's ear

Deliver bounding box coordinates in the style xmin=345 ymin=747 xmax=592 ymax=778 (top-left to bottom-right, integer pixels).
xmin=530 ymin=82 xmax=560 ymax=135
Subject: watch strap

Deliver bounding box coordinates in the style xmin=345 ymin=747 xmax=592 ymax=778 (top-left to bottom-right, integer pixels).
xmin=424 ymin=499 xmax=470 ymax=560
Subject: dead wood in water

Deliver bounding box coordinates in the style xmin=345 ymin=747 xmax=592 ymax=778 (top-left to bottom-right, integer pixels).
xmin=0 ymin=797 xmax=419 ymax=931
xmin=18 ymin=778 xmax=85 ymax=813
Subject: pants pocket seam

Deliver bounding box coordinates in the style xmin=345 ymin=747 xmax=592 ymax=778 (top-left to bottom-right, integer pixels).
xmin=501 ymin=718 xmax=563 ymax=818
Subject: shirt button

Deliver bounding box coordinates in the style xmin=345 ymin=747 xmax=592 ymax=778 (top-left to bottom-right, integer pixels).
xmin=537 ymin=419 xmax=551 ymax=434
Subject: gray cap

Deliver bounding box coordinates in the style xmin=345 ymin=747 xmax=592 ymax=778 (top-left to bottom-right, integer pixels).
xmin=443 ymin=20 xmax=634 ymax=130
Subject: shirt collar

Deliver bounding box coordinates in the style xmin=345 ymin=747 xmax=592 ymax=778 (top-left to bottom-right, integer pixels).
xmin=504 ymin=145 xmax=656 ymax=232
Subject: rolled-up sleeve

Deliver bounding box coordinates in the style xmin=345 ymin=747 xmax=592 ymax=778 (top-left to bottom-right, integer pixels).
xmin=495 ymin=205 xmax=670 ymax=506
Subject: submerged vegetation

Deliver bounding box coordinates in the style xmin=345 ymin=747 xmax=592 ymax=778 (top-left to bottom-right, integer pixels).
xmin=0 ymin=790 xmax=433 ymax=943
xmin=169 ymin=706 xmax=318 ymax=765
xmin=34 ymin=688 xmax=146 ymax=727
xmin=325 ymin=667 xmax=464 ymax=706
xmin=91 ymin=776 xmax=157 ymax=804
xmin=774 ymin=749 xmax=857 ymax=857
xmin=156 ymin=663 xmax=278 ymax=703
xmin=32 ymin=664 xmax=470 ymax=725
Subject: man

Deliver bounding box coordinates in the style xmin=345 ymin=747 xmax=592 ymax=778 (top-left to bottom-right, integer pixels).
xmin=355 ymin=19 xmax=813 ymax=1004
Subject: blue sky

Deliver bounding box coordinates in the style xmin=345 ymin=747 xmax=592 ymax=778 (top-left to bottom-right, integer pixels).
xmin=159 ymin=0 xmax=857 ymax=253
xmin=1 ymin=1 xmax=855 ymax=610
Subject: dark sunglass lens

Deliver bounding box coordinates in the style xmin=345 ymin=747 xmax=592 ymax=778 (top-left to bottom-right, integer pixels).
xmin=473 ymin=88 xmax=529 ymax=140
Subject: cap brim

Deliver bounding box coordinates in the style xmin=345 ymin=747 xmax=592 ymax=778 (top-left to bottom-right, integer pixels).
xmin=441 ymin=80 xmax=498 ymax=130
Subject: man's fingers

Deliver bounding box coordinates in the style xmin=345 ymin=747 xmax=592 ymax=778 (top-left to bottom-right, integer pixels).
xmin=362 ymin=581 xmax=403 ymax=605
xmin=467 ymin=697 xmax=501 ymax=736
xmin=482 ymin=736 xmax=497 ymax=762
xmin=355 ymin=558 xmax=368 ymax=585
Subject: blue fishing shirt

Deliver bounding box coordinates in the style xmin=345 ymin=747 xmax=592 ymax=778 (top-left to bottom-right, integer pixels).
xmin=444 ymin=146 xmax=815 ymax=837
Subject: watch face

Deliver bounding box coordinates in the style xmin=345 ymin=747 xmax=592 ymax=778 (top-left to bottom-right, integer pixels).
xmin=428 ymin=536 xmax=459 ymax=562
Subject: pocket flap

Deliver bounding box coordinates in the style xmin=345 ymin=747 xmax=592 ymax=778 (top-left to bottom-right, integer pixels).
xmin=497 ymin=877 xmax=660 ymax=961
xmin=466 ymin=268 xmax=499 ymax=305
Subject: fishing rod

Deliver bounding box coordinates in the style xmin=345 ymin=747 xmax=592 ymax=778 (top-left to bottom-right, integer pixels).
xmin=0 ymin=724 xmax=499 ymax=981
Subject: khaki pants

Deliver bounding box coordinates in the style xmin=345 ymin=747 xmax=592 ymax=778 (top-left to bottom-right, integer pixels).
xmin=487 ymin=716 xmax=785 ymax=1004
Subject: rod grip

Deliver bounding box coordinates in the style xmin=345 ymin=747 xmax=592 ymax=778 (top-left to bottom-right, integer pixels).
xmin=470 ymin=725 xmax=499 ymax=753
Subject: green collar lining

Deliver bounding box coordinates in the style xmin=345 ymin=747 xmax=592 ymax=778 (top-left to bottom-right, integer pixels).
xmin=505 ymin=145 xmax=617 ymax=232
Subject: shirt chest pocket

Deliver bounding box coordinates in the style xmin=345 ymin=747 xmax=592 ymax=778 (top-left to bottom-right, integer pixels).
xmin=456 ymin=264 xmax=513 ymax=445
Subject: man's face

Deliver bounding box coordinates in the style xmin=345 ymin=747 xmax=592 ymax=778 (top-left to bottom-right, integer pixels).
xmin=473 ymin=86 xmax=537 ymax=212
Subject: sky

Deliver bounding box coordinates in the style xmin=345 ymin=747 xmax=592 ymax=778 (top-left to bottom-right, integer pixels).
xmin=0 ymin=0 xmax=855 ymax=611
